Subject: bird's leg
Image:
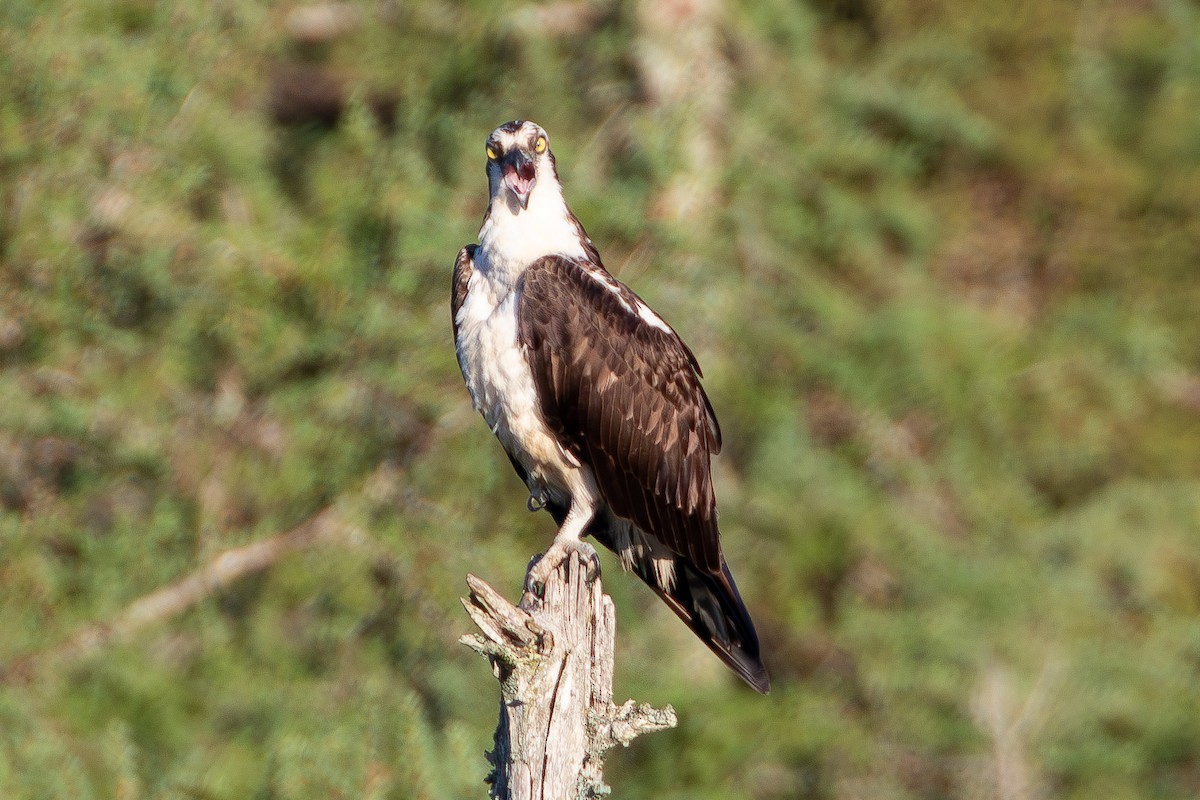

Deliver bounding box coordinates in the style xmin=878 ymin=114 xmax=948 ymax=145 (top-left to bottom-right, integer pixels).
xmin=526 ymin=502 xmax=601 ymax=596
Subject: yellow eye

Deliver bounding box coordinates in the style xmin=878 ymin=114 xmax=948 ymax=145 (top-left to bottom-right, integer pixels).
xmin=534 ymin=136 xmax=547 ymax=154
xmin=486 ymin=145 xmax=498 ymax=160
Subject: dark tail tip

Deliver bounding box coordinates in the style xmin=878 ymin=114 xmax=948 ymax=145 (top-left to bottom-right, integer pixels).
xmin=662 ymin=558 xmax=771 ymax=694
xmin=587 ymin=522 xmax=770 ymax=693
xmin=729 ymin=649 xmax=771 ymax=694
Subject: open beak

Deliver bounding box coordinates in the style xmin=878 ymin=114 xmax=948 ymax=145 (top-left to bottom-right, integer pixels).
xmin=501 ymin=149 xmax=536 ymax=209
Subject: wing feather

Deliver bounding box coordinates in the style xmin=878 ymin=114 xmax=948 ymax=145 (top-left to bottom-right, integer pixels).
xmin=450 ymin=245 xmax=476 ymax=365
xmin=517 ymin=255 xmax=723 ymax=575
xmin=600 ymin=378 xmax=619 ymax=455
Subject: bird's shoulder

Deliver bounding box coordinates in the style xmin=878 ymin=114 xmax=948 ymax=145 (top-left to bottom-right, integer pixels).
xmin=515 ymin=254 xmax=722 ymax=452
xmin=516 ymin=255 xmax=694 ymax=364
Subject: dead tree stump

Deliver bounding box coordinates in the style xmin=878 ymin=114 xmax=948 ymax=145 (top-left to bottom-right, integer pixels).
xmin=461 ymin=546 xmax=677 ymax=799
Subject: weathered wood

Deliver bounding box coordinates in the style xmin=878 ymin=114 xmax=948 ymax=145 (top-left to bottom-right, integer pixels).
xmin=461 ymin=545 xmax=677 ymax=799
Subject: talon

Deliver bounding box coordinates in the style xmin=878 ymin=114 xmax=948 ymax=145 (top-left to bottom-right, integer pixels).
xmin=525 ymin=575 xmax=546 ymax=599
xmin=582 ymin=550 xmax=601 ymax=583
xmin=525 ymin=537 xmax=600 ymax=596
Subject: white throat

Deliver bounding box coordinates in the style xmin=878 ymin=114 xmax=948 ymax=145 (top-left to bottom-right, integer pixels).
xmin=477 ymin=176 xmax=588 ymax=286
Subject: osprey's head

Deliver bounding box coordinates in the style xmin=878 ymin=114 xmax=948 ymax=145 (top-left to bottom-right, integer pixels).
xmin=485 ymin=120 xmax=554 ymax=212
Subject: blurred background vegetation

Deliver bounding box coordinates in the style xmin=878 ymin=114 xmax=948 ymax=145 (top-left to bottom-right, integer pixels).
xmin=2 ymin=0 xmax=1200 ymax=797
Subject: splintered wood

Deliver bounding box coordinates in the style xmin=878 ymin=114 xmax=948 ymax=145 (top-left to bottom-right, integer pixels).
xmin=461 ymin=547 xmax=676 ymax=799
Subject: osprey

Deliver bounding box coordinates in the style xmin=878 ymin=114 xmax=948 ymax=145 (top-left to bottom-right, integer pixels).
xmin=451 ymin=120 xmax=769 ymax=693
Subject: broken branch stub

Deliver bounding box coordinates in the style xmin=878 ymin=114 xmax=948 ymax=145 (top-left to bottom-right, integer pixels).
xmin=461 ymin=546 xmax=676 ymax=799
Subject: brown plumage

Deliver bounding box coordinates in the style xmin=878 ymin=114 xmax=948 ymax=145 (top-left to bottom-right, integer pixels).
xmin=451 ymin=120 xmax=768 ymax=693
xmin=517 ymin=257 xmax=722 ymax=571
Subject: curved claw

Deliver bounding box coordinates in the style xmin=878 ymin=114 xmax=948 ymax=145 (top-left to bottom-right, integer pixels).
xmin=579 ymin=547 xmax=601 ymax=582
xmin=525 ymin=537 xmax=600 ymax=596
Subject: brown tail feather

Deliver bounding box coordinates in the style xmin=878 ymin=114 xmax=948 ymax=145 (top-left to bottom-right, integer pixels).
xmin=648 ymin=557 xmax=770 ymax=694
xmin=586 ymin=521 xmax=769 ymax=693
xmin=538 ymin=500 xmax=770 ymax=693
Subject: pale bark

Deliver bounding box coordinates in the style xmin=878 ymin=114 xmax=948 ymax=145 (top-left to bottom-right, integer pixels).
xmin=461 ymin=547 xmax=677 ymax=799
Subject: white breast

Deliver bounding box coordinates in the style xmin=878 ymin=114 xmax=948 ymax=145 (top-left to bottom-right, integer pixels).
xmin=454 ymin=262 xmax=582 ymax=503
xmin=477 ymin=180 xmax=587 ymax=280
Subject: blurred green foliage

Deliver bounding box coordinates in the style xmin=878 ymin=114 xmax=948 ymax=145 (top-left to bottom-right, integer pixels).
xmin=2 ymin=0 xmax=1200 ymax=797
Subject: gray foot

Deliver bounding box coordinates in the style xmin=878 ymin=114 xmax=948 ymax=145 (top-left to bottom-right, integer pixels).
xmin=526 ymin=537 xmax=601 ymax=596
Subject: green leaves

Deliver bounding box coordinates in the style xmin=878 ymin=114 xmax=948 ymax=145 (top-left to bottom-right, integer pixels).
xmin=3 ymin=0 xmax=1200 ymax=797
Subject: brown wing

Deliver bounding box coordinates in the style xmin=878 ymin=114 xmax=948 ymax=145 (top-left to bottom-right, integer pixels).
xmin=450 ymin=244 xmax=476 ymax=380
xmin=516 ymin=255 xmax=724 ymax=574
xmin=450 ymin=245 xmax=475 ymax=339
